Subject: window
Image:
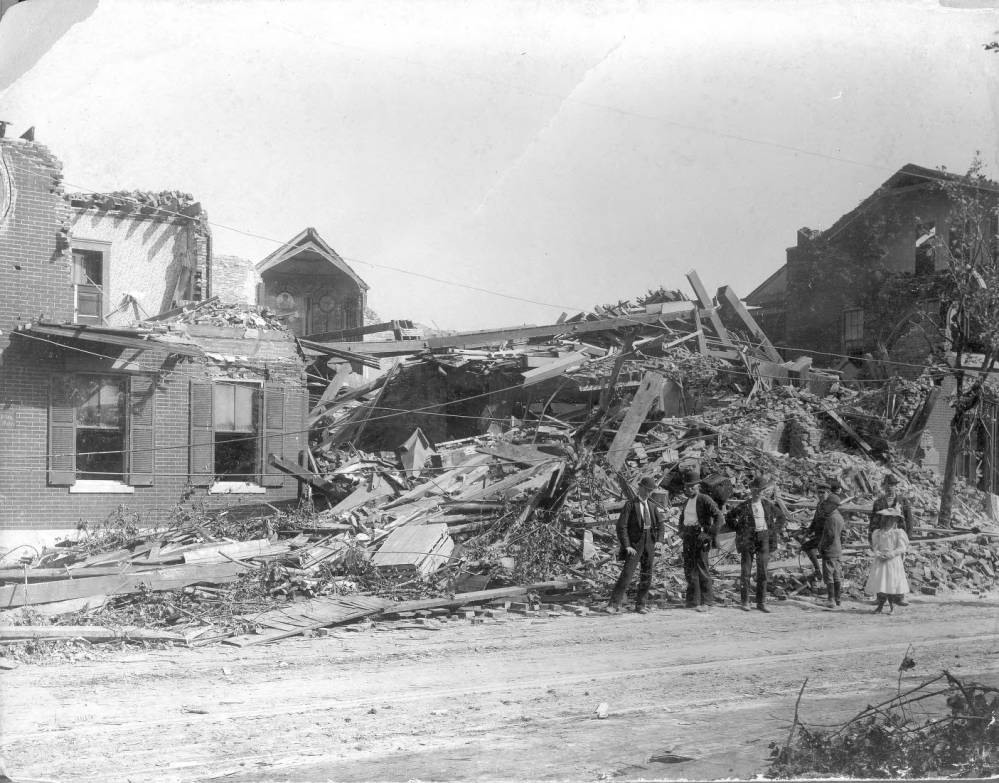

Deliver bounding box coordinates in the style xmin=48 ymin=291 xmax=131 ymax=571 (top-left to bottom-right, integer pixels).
xmin=76 ymin=375 xmax=126 ymax=480
xmin=72 ymin=248 xmax=106 ymax=325
xmin=189 ymin=380 xmax=288 ymax=492
xmin=842 ymin=308 xmax=864 ymax=355
xmin=48 ymin=374 xmax=155 ymax=490
xmin=212 ymin=382 xmax=260 ymax=483
xmin=914 ymin=220 xmax=936 ymax=276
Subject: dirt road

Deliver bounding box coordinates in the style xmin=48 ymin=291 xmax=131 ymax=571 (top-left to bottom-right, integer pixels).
xmin=3 ymin=593 xmax=999 ymax=782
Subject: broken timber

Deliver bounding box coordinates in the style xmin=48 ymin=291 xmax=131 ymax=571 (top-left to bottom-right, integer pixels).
xmin=270 ymin=455 xmax=341 ymax=495
xmin=606 ymin=372 xmax=667 ymax=471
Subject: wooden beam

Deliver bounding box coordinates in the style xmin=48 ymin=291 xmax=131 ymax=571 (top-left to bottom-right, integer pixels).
xmin=0 ymin=626 xmax=186 ymax=642
xmin=685 ymin=271 xmax=732 ymax=347
xmin=520 ymin=350 xmax=589 ymax=387
xmin=297 ymin=339 xmax=381 ymax=368
xmin=606 ymin=372 xmax=667 ymax=470
xmin=309 ymin=339 xmax=429 ymax=356
xmin=302 ymin=320 xmax=416 ymax=343
xmin=270 ymin=455 xmax=341 ymax=494
xmin=22 ymin=324 xmax=203 ymax=357
xmin=308 ymin=363 xmax=353 ymax=423
xmin=426 ymin=305 xmax=696 ymax=350
xmin=390 ymin=580 xmax=576 ymax=613
xmin=717 ymin=284 xmax=783 ymax=362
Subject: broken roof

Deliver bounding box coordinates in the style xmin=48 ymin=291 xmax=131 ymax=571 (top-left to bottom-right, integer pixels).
xmin=256 ymin=227 xmax=369 ymax=291
xmin=67 ymin=190 xmax=207 ymax=221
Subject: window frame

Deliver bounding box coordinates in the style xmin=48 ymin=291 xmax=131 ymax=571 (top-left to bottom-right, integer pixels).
xmin=70 ymin=238 xmax=112 ymax=326
xmin=842 ymin=307 xmax=865 ymax=355
xmin=210 ymin=379 xmax=263 ymax=492
xmin=48 ymin=372 xmax=155 ymax=492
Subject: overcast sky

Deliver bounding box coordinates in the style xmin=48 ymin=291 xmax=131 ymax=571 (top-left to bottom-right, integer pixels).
xmin=1 ymin=0 xmax=997 ymax=330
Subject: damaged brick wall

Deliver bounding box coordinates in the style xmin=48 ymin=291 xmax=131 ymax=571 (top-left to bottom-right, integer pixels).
xmin=0 ymin=138 xmax=73 ymax=354
xmin=211 ymin=254 xmax=259 ymax=305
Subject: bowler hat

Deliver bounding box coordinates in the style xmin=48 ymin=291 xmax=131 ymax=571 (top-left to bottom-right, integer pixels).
xmin=638 ymin=476 xmax=658 ymax=491
xmin=749 ymin=474 xmax=769 ymax=491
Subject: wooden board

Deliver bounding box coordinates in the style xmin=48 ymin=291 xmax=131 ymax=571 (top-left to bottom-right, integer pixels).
xmin=371 ymin=524 xmax=453 ymax=575
xmin=183 ymin=539 xmax=289 ymax=564
xmin=223 ymin=594 xmax=395 ymax=646
xmin=0 ymin=625 xmax=185 ymax=642
xmin=606 ymin=372 xmax=667 ymax=471
xmin=477 ymin=441 xmax=557 ymax=467
xmin=0 ymin=562 xmax=249 ymax=608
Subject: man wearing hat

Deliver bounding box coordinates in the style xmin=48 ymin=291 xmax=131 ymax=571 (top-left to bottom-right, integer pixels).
xmin=678 ymin=473 xmax=725 ymax=611
xmin=870 ymin=474 xmax=913 ymax=542
xmin=802 ymin=478 xmax=842 ymax=582
xmin=607 ymin=476 xmax=665 ymax=614
xmin=730 ymin=474 xmax=786 ymax=612
xmin=817 ymin=484 xmax=846 ymax=609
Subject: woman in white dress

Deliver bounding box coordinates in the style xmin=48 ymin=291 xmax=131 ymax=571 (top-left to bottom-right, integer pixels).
xmin=866 ymin=507 xmax=910 ymax=614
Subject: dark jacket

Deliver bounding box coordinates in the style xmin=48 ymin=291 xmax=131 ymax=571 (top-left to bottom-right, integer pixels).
xmin=803 ymin=493 xmax=842 ymax=549
xmin=870 ymin=493 xmax=913 ymax=539
xmin=818 ymin=508 xmax=845 ymax=557
xmin=678 ymin=492 xmax=725 ymax=547
xmin=616 ymin=497 xmax=664 ymax=557
xmin=731 ymin=497 xmax=785 ymax=553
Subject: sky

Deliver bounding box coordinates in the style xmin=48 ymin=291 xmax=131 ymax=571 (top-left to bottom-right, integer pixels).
xmin=1 ymin=0 xmax=997 ymax=331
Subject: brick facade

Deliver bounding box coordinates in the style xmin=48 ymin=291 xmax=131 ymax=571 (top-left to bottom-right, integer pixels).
xmin=0 ymin=139 xmax=308 ymax=533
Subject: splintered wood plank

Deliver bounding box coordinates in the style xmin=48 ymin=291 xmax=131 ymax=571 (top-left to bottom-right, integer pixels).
xmin=686 ymin=270 xmax=732 ymax=347
xmin=606 ymin=372 xmax=667 ymax=471
xmin=372 ymin=524 xmax=450 ymax=569
xmin=717 ymin=284 xmax=782 ymax=362
xmin=224 ymin=595 xmax=395 ymax=646
xmin=477 ymin=441 xmax=556 ymax=467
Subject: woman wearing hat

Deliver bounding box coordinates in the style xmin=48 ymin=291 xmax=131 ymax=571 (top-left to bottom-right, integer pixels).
xmin=869 ymin=474 xmax=914 ymax=542
xmin=866 ymin=507 xmax=911 ymax=614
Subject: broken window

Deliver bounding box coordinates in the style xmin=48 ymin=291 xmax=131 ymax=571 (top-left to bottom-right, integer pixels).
xmin=842 ymin=308 xmax=864 ymax=355
xmin=212 ymin=382 xmax=260 ymax=482
xmin=75 ymin=375 xmax=126 ymax=480
xmin=914 ymin=219 xmax=936 ymax=275
xmin=72 ymin=248 xmax=105 ymax=325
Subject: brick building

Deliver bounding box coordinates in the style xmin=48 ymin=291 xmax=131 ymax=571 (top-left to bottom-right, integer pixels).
xmin=746 ymin=163 xmax=999 ymax=486
xmin=0 ymin=136 xmax=308 ymax=543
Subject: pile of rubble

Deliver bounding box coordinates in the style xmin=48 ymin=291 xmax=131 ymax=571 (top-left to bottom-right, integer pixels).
xmin=2 ymin=274 xmax=997 ymax=648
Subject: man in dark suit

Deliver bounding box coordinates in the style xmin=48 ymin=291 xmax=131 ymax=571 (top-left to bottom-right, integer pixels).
xmin=678 ymin=475 xmax=725 ymax=611
xmin=606 ymin=476 xmax=664 ymax=614
xmin=869 ymin=473 xmax=914 ymax=541
xmin=802 ymin=478 xmax=842 ymax=582
xmin=731 ymin=475 xmax=786 ymax=612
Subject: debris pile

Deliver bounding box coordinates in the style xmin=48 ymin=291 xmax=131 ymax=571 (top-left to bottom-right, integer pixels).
xmin=769 ymin=670 xmax=999 ymax=778
xmin=2 ymin=274 xmax=997 ymax=647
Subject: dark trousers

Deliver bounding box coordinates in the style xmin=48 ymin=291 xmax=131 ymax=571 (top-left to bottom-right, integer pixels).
xmin=740 ymin=533 xmax=770 ymax=605
xmin=610 ymin=529 xmax=655 ymax=608
xmin=682 ymin=530 xmax=712 ymax=606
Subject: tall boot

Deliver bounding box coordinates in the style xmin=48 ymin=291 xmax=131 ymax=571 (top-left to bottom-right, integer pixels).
xmin=872 ymin=593 xmax=885 ymax=614
xmin=833 ymin=580 xmax=842 ymax=607
xmin=886 ymin=594 xmax=895 ymax=614
xmin=825 ymin=583 xmax=836 ymax=609
xmin=740 ymin=581 xmax=750 ymax=611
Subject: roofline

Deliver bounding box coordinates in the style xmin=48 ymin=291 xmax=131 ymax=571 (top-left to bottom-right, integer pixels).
xmin=256 ymin=227 xmax=370 ymax=291
xmin=745 ymin=264 xmax=787 ymax=303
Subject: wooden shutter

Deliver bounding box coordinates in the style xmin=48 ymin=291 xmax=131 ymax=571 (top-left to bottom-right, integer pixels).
xmin=261 ymin=382 xmax=285 ymax=487
xmin=128 ymin=375 xmax=155 ymax=487
xmin=189 ymin=381 xmax=214 ymax=486
xmin=48 ymin=375 xmax=76 ymax=485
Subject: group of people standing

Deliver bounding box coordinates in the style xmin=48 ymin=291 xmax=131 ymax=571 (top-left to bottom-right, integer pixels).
xmin=606 ymin=471 xmax=913 ymax=615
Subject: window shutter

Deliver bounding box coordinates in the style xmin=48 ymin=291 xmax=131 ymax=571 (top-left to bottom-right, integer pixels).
xmin=128 ymin=375 xmax=156 ymax=487
xmin=189 ymin=381 xmax=214 ymax=486
xmin=48 ymin=375 xmax=76 ymax=485
xmin=261 ymin=382 xmax=285 ymax=487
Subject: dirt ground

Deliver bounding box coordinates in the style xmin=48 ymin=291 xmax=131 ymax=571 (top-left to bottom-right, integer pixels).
xmin=3 ymin=592 xmax=999 ymax=783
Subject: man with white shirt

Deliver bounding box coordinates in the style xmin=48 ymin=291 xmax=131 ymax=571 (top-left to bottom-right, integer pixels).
xmin=678 ymin=475 xmax=725 ymax=611
xmin=730 ymin=475 xmax=785 ymax=612
xmin=606 ymin=476 xmax=664 ymax=614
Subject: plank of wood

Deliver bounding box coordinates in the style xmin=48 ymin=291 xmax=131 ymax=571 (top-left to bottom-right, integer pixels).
xmin=390 ymin=581 xmax=576 ymax=613
xmin=606 ymin=372 xmax=667 ymax=471
xmin=372 ymin=524 xmax=451 ymax=571
xmin=0 ymin=562 xmax=249 ymax=608
xmin=382 ymin=454 xmax=493 ymax=508
xmin=520 ymin=350 xmax=589 ymax=387
xmin=686 ymin=270 xmax=732 ymax=347
xmin=329 ymin=473 xmax=395 ymax=515
xmin=820 ymin=402 xmax=875 ymax=455
xmin=426 ymin=306 xmax=696 ymax=350
xmin=183 ymin=539 xmax=289 ymax=565
xmin=452 ymin=461 xmax=559 ymax=502
xmin=717 ymin=284 xmax=783 ymax=362
xmin=224 ymin=594 xmax=395 ymax=646
xmin=0 ymin=626 xmax=186 ymax=642
xmin=477 ymin=441 xmax=556 ymax=467
xmin=269 ymin=455 xmax=341 ymax=495
xmin=307 ymin=363 xmax=353 ymax=424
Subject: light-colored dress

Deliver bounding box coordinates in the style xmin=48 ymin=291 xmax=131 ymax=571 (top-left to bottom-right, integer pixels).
xmin=865 ymin=528 xmax=910 ymax=595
